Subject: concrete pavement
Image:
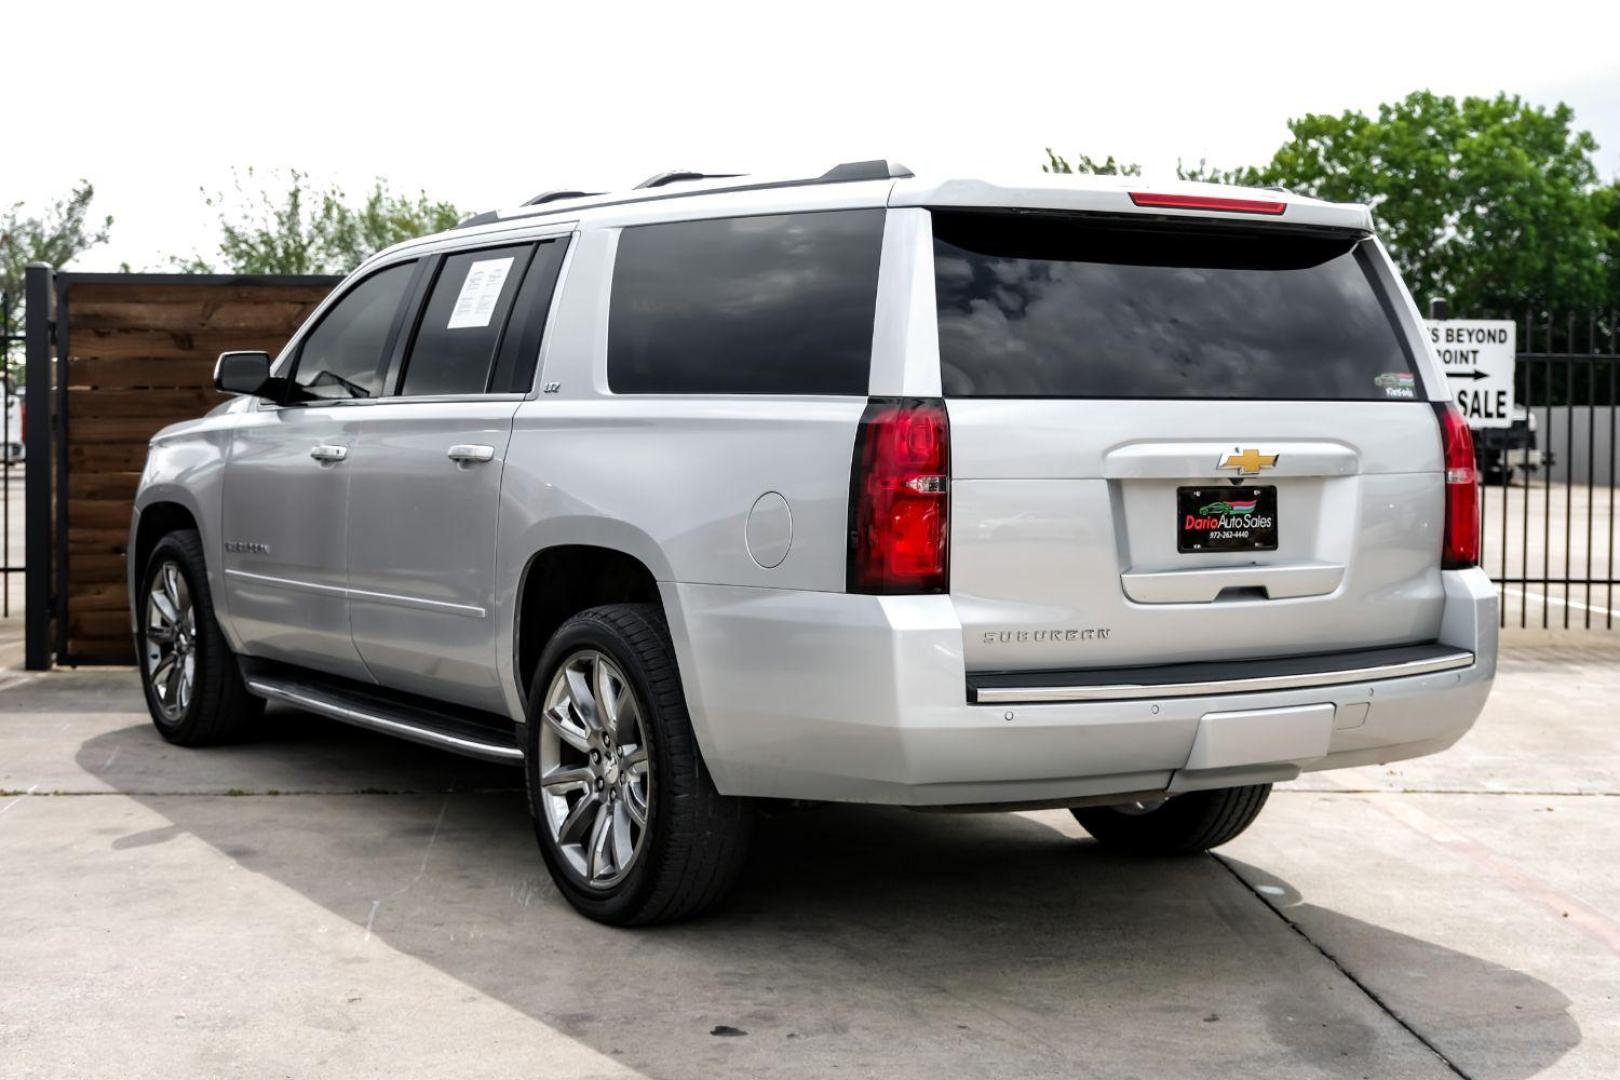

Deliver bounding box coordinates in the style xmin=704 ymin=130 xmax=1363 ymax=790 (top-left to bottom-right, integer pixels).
xmin=1 ymin=647 xmax=1617 ymax=1079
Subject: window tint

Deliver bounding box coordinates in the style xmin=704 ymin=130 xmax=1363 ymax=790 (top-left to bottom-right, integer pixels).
xmin=608 ymin=209 xmax=884 ymax=395
xmin=933 ymin=212 xmax=1421 ymax=401
xmin=489 ymin=239 xmax=568 ymax=394
xmin=400 ymin=244 xmax=532 ymax=397
xmin=293 ymin=262 xmax=415 ymax=400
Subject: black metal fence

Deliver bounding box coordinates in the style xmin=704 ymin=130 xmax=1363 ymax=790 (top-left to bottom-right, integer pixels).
xmin=1474 ymin=309 xmax=1619 ymax=629
xmin=2 ymin=290 xmax=24 ymax=622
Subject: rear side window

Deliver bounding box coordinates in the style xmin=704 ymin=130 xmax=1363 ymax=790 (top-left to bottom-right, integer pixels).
xmin=608 ymin=209 xmax=885 ymax=395
xmin=489 ymin=239 xmax=568 ymax=394
xmin=293 ymin=261 xmax=416 ymax=400
xmin=932 ymin=211 xmax=1421 ymax=401
xmin=400 ymin=244 xmax=532 ymax=396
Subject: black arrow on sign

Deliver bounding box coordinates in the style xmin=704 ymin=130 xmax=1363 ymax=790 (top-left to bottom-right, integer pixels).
xmin=1445 ymin=370 xmax=1490 ymax=380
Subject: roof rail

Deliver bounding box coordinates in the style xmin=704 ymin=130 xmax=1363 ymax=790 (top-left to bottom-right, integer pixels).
xmin=452 ymin=157 xmax=914 ymax=231
xmin=818 ymin=159 xmax=913 ymax=181
xmin=523 ymin=189 xmax=604 ymax=206
xmin=635 ymin=170 xmax=743 ymax=189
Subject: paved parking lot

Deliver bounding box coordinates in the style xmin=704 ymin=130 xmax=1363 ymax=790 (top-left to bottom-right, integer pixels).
xmin=1 ymin=646 xmax=1617 ymax=1079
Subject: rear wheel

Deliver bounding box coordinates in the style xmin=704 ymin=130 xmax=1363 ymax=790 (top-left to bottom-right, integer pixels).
xmin=137 ymin=529 xmax=263 ymax=745
xmin=1071 ymin=785 xmax=1271 ymax=855
xmin=525 ymin=603 xmax=753 ymax=925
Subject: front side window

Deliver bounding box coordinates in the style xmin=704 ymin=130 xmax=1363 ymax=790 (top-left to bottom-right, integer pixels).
xmin=607 ymin=209 xmax=885 ymax=395
xmin=400 ymin=244 xmax=533 ymax=397
xmin=292 ymin=261 xmax=416 ymax=400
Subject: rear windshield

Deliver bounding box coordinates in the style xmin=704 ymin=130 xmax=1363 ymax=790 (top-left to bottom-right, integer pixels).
xmin=932 ymin=211 xmax=1422 ymax=401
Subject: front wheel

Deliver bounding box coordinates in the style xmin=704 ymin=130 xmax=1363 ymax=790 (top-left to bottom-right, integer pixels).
xmin=525 ymin=604 xmax=753 ymax=925
xmin=137 ymin=529 xmax=263 ymax=745
xmin=1070 ymin=785 xmax=1272 ymax=855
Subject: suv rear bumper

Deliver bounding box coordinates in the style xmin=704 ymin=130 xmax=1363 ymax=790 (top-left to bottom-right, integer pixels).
xmin=664 ymin=568 xmax=1497 ymax=806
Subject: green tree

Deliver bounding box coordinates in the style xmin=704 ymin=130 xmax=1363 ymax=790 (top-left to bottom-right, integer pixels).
xmin=1044 ymin=148 xmax=1242 ymax=183
xmin=2 ymin=183 xmax=114 ymax=379
xmin=1243 ymin=92 xmax=1611 ymax=312
xmin=1043 ymin=149 xmax=1141 ymax=176
xmin=1172 ymin=158 xmax=1252 ymax=185
xmin=1598 ymin=180 xmax=1620 ymax=311
xmin=177 ymin=168 xmax=463 ymax=275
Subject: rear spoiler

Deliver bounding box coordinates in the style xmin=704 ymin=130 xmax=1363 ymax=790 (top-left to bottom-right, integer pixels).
xmin=890 ymin=177 xmax=1374 ymax=234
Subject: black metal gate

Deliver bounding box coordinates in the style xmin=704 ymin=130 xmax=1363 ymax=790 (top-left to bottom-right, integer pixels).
xmin=1 ymin=290 xmax=24 ymax=624
xmin=1474 ymin=310 xmax=1619 ymax=630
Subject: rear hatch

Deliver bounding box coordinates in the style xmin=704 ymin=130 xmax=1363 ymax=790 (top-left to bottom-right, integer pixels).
xmin=931 ymin=208 xmax=1446 ymax=673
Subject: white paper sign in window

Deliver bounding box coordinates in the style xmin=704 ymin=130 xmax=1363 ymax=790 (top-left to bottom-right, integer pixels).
xmin=447 ymin=257 xmax=516 ymax=330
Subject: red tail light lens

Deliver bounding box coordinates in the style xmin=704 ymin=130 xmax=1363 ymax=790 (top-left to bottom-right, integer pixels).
xmin=1434 ymin=402 xmax=1479 ymax=569
xmin=1128 ymin=191 xmax=1287 ymax=216
xmin=848 ymin=398 xmax=950 ymax=593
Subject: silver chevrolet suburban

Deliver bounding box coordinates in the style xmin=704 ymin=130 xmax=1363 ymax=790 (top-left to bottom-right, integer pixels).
xmin=129 ymin=161 xmax=1497 ymax=924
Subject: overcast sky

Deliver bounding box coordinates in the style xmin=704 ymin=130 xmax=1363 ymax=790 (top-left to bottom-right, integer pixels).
xmin=9 ymin=0 xmax=1620 ymax=271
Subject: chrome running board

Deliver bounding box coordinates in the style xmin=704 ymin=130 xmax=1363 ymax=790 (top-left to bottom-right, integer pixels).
xmin=246 ymin=677 xmax=524 ymax=764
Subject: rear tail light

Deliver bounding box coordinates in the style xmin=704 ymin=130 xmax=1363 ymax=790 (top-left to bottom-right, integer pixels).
xmin=1128 ymin=191 xmax=1287 ymax=216
xmin=1434 ymin=402 xmax=1480 ymax=569
xmin=848 ymin=398 xmax=950 ymax=593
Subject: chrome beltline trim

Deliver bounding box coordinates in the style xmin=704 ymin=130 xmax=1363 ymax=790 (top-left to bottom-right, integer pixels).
xmin=226 ymin=569 xmax=487 ymax=618
xmin=247 ymin=680 xmax=523 ymax=762
xmin=974 ymin=650 xmax=1476 ymax=705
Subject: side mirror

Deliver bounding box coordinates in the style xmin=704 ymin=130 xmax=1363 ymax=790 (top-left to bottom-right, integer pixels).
xmin=214 ymin=351 xmax=274 ymax=398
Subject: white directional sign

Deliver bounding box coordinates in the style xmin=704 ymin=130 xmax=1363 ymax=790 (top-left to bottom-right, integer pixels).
xmin=1424 ymin=319 xmax=1517 ymax=429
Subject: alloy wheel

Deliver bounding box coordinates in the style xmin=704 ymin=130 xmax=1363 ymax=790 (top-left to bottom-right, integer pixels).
xmin=143 ymin=560 xmax=197 ymax=722
xmin=538 ymin=650 xmax=652 ymax=889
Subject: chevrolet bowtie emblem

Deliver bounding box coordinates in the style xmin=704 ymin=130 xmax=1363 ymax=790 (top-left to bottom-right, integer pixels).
xmin=1218 ymin=448 xmax=1279 ymax=475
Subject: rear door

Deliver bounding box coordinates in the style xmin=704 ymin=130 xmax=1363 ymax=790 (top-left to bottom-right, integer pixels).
xmin=345 ymin=237 xmax=568 ymax=712
xmin=930 ymin=210 xmax=1446 ymax=673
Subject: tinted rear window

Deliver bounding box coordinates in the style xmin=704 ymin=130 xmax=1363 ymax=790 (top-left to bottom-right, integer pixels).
xmin=608 ymin=209 xmax=884 ymax=395
xmin=933 ymin=212 xmax=1421 ymax=401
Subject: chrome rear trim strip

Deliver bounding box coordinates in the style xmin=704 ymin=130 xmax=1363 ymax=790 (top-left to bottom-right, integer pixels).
xmin=973 ymin=650 xmax=1475 ymax=705
xmin=247 ymin=680 xmax=523 ymax=763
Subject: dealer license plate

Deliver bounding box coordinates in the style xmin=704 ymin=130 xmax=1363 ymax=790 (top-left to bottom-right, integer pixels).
xmin=1177 ymin=486 xmax=1278 ymax=553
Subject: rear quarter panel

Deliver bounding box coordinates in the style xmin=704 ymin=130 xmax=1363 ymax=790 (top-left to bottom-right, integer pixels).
xmin=492 ymin=223 xmax=874 ymax=717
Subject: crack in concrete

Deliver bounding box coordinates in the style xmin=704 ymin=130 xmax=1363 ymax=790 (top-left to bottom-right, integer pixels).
xmin=1213 ymin=853 xmax=1472 ymax=1080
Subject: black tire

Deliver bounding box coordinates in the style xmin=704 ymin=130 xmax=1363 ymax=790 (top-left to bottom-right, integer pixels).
xmin=524 ymin=603 xmax=753 ymax=926
xmin=136 ymin=529 xmax=264 ymax=746
xmin=1070 ymin=785 xmax=1271 ymax=855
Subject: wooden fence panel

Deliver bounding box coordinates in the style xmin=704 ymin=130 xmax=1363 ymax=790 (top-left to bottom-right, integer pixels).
xmin=60 ymin=278 xmax=335 ymax=662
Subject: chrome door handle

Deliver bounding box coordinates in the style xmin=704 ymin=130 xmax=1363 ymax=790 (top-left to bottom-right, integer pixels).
xmin=309 ymin=444 xmax=348 ymax=463
xmin=447 ymin=444 xmax=496 ymax=464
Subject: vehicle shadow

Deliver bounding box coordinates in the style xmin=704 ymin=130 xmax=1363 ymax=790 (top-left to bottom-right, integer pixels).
xmin=75 ymin=715 xmax=1579 ymax=1080
xmin=68 ymin=701 xmax=520 ymax=792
